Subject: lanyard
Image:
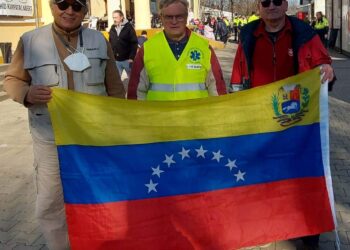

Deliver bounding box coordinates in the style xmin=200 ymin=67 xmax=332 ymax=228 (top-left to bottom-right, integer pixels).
xmin=53 ymin=26 xmax=84 ymax=54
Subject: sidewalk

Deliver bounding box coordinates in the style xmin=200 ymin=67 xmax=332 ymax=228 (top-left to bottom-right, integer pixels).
xmin=0 ymin=44 xmax=349 ymax=249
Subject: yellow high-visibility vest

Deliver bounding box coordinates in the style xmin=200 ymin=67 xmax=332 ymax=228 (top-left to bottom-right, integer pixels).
xmin=223 ymin=19 xmax=230 ymax=27
xmin=248 ymin=14 xmax=259 ymax=23
xmin=144 ymin=31 xmax=211 ymax=101
xmin=314 ymin=17 xmax=329 ymax=30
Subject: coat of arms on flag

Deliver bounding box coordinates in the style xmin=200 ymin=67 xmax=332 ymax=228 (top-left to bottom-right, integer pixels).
xmin=272 ymin=83 xmax=311 ymax=127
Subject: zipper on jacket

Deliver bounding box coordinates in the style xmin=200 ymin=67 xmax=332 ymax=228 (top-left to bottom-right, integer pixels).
xmin=272 ymin=45 xmax=277 ymax=81
xmin=271 ymin=36 xmax=277 ymax=81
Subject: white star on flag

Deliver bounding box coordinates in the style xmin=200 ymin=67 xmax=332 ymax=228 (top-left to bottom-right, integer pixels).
xmin=163 ymin=154 xmax=175 ymax=167
xmin=195 ymin=145 xmax=208 ymax=158
xmin=151 ymin=165 xmax=164 ymax=178
xmin=225 ymin=159 xmax=237 ymax=171
xmin=178 ymin=147 xmax=191 ymax=160
xmin=234 ymin=170 xmax=246 ymax=182
xmin=145 ymin=179 xmax=158 ymax=193
xmin=212 ymin=150 xmax=224 ymax=162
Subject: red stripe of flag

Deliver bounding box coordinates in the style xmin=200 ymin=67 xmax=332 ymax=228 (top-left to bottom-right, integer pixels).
xmin=66 ymin=177 xmax=334 ymax=250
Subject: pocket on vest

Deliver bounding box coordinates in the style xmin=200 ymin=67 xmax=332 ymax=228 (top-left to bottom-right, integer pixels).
xmin=28 ymin=64 xmax=59 ymax=86
xmin=84 ymin=58 xmax=107 ymax=86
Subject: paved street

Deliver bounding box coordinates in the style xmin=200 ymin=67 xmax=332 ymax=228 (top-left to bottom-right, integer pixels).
xmin=0 ymin=43 xmax=349 ymax=249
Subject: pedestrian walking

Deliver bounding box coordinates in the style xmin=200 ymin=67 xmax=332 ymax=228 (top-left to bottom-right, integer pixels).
xmin=215 ymin=17 xmax=229 ymax=44
xmin=109 ymin=9 xmax=138 ymax=91
xmin=230 ymin=1 xmax=335 ymax=247
xmin=314 ymin=11 xmax=329 ymax=48
xmin=204 ymin=20 xmax=215 ymax=40
xmin=233 ymin=14 xmax=239 ymax=42
xmin=128 ymin=0 xmax=227 ymax=101
xmin=3 ymin=0 xmax=125 ymax=249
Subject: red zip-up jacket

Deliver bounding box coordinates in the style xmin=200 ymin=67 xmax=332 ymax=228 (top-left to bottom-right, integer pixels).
xmin=230 ymin=16 xmax=331 ymax=89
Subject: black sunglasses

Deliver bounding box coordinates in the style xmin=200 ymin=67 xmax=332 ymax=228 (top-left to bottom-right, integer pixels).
xmin=260 ymin=0 xmax=284 ymax=8
xmin=56 ymin=1 xmax=84 ymax=12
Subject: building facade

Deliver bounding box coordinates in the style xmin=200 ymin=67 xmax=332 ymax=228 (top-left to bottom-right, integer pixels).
xmin=297 ymin=0 xmax=349 ymax=55
xmin=0 ymin=0 xmax=200 ymax=63
xmin=325 ymin=0 xmax=350 ymax=55
xmin=0 ymin=0 xmax=199 ymax=59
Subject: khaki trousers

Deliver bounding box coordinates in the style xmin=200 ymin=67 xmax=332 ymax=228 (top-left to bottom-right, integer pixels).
xmin=32 ymin=137 xmax=70 ymax=250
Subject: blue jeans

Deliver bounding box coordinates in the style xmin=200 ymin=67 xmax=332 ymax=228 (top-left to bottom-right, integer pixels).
xmin=116 ymin=60 xmax=131 ymax=78
xmin=116 ymin=60 xmax=131 ymax=92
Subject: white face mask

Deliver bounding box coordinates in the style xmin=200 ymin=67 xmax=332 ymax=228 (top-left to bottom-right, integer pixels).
xmin=64 ymin=52 xmax=91 ymax=72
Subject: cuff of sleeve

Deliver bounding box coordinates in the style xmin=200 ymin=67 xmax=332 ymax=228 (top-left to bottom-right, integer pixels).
xmin=20 ymin=86 xmax=32 ymax=107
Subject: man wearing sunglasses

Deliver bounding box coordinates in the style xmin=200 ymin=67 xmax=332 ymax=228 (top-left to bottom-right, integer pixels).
xmin=4 ymin=0 xmax=125 ymax=249
xmin=231 ymin=0 xmax=334 ymax=91
xmin=230 ymin=0 xmax=334 ymax=249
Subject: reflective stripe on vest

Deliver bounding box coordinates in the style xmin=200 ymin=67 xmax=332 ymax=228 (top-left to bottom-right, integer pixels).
xmin=149 ymin=83 xmax=207 ymax=92
xmin=144 ymin=31 xmax=211 ymax=101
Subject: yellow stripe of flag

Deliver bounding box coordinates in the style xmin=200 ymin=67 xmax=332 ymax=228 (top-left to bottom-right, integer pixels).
xmin=48 ymin=68 xmax=321 ymax=146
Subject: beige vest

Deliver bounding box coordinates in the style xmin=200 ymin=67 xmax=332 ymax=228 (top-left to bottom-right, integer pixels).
xmin=22 ymin=24 xmax=109 ymax=142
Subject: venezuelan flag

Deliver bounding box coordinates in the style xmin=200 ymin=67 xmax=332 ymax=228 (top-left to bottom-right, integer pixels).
xmin=48 ymin=68 xmax=335 ymax=249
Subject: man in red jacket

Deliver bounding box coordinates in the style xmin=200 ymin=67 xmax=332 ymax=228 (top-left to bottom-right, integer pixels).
xmin=230 ymin=0 xmax=334 ymax=249
xmin=230 ymin=0 xmax=334 ymax=92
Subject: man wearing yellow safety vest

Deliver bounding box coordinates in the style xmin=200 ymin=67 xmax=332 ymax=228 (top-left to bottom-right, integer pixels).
xmin=223 ymin=16 xmax=230 ymax=28
xmin=314 ymin=11 xmax=329 ymax=47
xmin=240 ymin=16 xmax=248 ymax=27
xmin=233 ymin=14 xmax=240 ymax=42
xmin=128 ymin=0 xmax=227 ymax=100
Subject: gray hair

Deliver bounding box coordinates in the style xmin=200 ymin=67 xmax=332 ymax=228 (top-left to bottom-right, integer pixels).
xmin=112 ymin=9 xmax=124 ymax=17
xmin=159 ymin=0 xmax=189 ymax=14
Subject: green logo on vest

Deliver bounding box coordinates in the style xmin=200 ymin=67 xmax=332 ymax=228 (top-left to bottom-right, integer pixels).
xmin=189 ymin=48 xmax=202 ymax=63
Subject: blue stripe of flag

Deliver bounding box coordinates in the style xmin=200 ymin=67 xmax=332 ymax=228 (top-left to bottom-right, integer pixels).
xmin=58 ymin=124 xmax=324 ymax=204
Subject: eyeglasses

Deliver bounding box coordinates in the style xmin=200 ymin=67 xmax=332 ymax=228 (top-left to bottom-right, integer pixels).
xmin=55 ymin=1 xmax=85 ymax=12
xmin=162 ymin=14 xmax=186 ymax=22
xmin=260 ymin=0 xmax=284 ymax=8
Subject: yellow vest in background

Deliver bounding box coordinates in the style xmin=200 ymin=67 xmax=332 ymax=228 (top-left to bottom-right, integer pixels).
xmin=224 ymin=19 xmax=230 ymax=27
xmin=314 ymin=17 xmax=329 ymax=30
xmin=248 ymin=14 xmax=259 ymax=23
xmin=144 ymin=31 xmax=211 ymax=101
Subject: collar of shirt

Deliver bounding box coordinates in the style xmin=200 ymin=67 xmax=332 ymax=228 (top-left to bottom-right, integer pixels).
xmin=254 ymin=16 xmax=292 ymax=39
xmin=53 ymin=23 xmax=81 ymax=39
xmin=165 ymin=29 xmax=191 ymax=60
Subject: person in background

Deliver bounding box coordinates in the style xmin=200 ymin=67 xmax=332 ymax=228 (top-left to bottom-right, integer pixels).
xmin=233 ymin=14 xmax=239 ymax=42
xmin=88 ymin=15 xmax=99 ymax=30
xmin=248 ymin=11 xmax=259 ymax=23
xmin=314 ymin=11 xmax=329 ymax=47
xmin=215 ymin=17 xmax=229 ymax=44
xmin=4 ymin=0 xmax=125 ymax=249
xmin=137 ymin=30 xmax=148 ymax=48
xmin=204 ymin=19 xmax=216 ymax=40
xmin=223 ymin=16 xmax=230 ymax=29
xmin=240 ymin=15 xmax=248 ymax=27
xmin=109 ymin=9 xmax=138 ymax=91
